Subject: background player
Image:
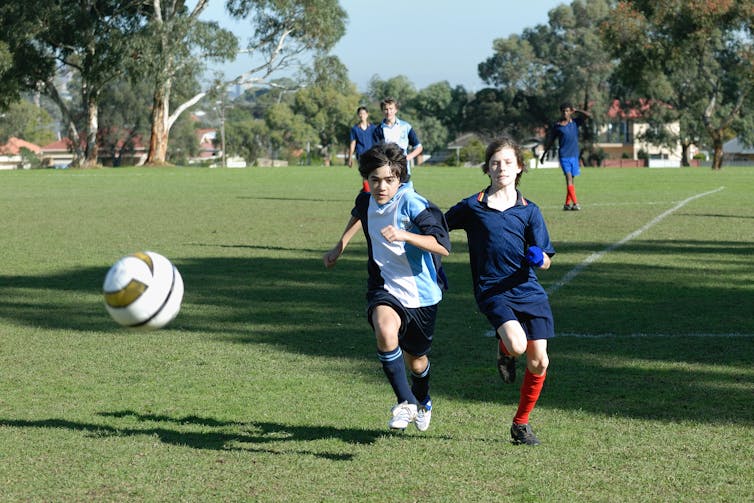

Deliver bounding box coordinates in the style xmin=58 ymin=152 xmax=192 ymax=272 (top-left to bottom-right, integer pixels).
xmin=540 ymin=102 xmax=591 ymax=210
xmin=348 ymin=106 xmax=376 ymax=192
xmin=373 ymin=97 xmax=423 ymax=176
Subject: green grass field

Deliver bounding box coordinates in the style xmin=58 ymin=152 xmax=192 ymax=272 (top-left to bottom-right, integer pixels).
xmin=1 ymin=164 xmax=753 ymax=502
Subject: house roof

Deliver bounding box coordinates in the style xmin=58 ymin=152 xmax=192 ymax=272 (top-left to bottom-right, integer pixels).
xmin=0 ymin=137 xmax=41 ymax=155
xmin=607 ymin=98 xmax=652 ymax=120
xmin=41 ymin=138 xmax=74 ymax=152
xmin=723 ymin=137 xmax=754 ymax=154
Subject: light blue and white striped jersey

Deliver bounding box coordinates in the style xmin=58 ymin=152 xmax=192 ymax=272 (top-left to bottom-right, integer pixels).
xmin=352 ymin=183 xmax=449 ymax=308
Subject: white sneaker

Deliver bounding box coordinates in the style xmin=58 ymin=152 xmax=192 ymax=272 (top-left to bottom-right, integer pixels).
xmin=415 ymin=400 xmax=432 ymax=432
xmin=388 ymin=401 xmax=417 ymax=430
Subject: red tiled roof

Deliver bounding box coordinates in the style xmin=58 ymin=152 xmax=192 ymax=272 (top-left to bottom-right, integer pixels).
xmin=0 ymin=137 xmax=41 ymax=155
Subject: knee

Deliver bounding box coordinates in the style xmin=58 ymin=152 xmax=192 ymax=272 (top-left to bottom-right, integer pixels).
xmin=527 ymin=354 xmax=549 ymax=375
xmin=510 ymin=340 xmax=527 ymax=357
xmin=408 ymin=355 xmax=428 ymax=375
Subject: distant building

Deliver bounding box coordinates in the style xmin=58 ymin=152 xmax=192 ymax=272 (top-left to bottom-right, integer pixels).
xmin=0 ymin=137 xmax=42 ymax=169
xmin=723 ymin=137 xmax=754 ymax=162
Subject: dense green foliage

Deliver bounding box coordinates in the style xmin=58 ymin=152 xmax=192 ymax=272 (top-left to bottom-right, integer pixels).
xmin=1 ymin=165 xmax=752 ymax=501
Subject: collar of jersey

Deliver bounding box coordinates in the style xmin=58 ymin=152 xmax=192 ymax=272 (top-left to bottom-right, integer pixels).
xmin=477 ymin=187 xmax=527 ymax=207
xmin=381 ymin=117 xmax=403 ymax=129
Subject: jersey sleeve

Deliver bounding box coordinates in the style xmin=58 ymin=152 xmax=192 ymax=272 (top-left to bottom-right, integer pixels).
xmin=407 ymin=127 xmax=421 ymax=148
xmin=351 ymin=191 xmax=371 ymax=221
xmin=526 ymin=205 xmax=556 ymax=256
xmin=413 ymin=202 xmax=451 ymax=253
xmin=444 ymin=199 xmax=469 ymax=231
xmin=373 ymin=124 xmax=384 ymax=144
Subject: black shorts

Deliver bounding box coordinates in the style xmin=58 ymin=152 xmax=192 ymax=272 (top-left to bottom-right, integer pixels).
xmin=366 ymin=289 xmax=437 ymax=357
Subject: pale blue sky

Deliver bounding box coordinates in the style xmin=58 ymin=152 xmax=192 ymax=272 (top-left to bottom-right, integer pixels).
xmin=202 ymin=0 xmax=565 ymax=92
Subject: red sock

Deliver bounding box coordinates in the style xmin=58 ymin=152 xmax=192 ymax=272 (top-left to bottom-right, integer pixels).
xmin=362 ymin=179 xmax=370 ymax=192
xmin=567 ymin=184 xmax=578 ymax=204
xmin=513 ymin=369 xmax=546 ymax=425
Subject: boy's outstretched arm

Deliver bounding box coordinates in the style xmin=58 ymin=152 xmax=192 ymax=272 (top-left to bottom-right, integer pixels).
xmin=323 ymin=215 xmax=362 ymax=268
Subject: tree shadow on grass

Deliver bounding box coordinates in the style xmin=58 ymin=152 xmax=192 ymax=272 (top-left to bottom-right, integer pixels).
xmin=1 ymin=241 xmax=752 ymax=426
xmin=0 ymin=410 xmax=390 ymax=461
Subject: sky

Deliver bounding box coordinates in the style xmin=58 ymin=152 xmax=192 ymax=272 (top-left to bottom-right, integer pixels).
xmin=201 ymin=0 xmax=566 ymax=92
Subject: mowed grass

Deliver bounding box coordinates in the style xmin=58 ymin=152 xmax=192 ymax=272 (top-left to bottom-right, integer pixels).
xmin=1 ymin=164 xmax=752 ymax=502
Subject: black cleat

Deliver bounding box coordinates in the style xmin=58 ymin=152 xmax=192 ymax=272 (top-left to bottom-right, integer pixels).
xmin=496 ymin=341 xmax=516 ymax=384
xmin=510 ymin=423 xmax=541 ymax=446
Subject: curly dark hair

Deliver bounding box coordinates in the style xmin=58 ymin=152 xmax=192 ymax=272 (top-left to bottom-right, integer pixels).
xmin=358 ymin=143 xmax=408 ymax=182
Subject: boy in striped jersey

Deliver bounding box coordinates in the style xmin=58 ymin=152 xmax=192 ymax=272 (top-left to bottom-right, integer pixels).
xmin=323 ymin=143 xmax=450 ymax=431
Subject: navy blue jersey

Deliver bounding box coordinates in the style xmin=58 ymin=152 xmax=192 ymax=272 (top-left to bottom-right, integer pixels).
xmin=349 ymin=123 xmax=376 ymax=157
xmin=352 ymin=184 xmax=449 ymax=308
xmin=551 ymin=116 xmax=584 ymax=159
xmin=445 ymin=189 xmax=555 ymax=305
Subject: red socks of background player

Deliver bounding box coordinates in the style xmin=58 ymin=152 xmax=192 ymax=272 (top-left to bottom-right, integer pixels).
xmin=565 ymin=184 xmax=578 ymax=206
xmin=513 ymin=369 xmax=546 ymax=425
xmin=362 ymin=179 xmax=370 ymax=192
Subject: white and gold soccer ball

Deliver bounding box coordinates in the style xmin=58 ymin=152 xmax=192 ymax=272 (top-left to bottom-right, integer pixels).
xmin=103 ymin=251 xmax=184 ymax=329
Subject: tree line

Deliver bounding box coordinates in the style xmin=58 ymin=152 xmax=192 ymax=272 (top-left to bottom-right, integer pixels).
xmin=1 ymin=0 xmax=752 ymax=170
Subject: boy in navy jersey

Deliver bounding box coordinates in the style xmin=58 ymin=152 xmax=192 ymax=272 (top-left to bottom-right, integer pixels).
xmin=348 ymin=106 xmax=376 ymax=192
xmin=446 ymin=135 xmax=555 ymax=445
xmin=540 ymin=102 xmax=591 ymax=210
xmin=323 ymin=143 xmax=449 ymax=431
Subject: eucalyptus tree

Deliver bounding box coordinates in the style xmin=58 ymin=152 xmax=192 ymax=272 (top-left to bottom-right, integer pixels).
xmin=293 ymin=55 xmax=360 ymax=164
xmin=477 ymin=0 xmax=615 ymax=149
xmin=0 ymin=99 xmax=56 ymax=146
xmin=603 ymin=0 xmax=754 ymax=169
xmin=140 ymin=0 xmax=347 ymax=165
xmin=366 ymin=75 xmax=417 ymax=107
xmin=0 ymin=0 xmax=146 ymax=166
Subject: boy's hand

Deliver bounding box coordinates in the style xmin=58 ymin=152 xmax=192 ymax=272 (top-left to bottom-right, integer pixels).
xmin=380 ymin=225 xmax=405 ymax=243
xmin=323 ymin=244 xmax=343 ymax=268
xmin=525 ymin=246 xmax=545 ymax=267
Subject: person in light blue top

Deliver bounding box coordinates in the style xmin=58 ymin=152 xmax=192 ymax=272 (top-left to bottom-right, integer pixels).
xmin=373 ymin=97 xmax=423 ymax=176
xmin=323 ymin=143 xmax=449 ymax=432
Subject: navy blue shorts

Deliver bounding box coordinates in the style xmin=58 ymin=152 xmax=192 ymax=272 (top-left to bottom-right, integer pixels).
xmin=366 ymin=289 xmax=437 ymax=357
xmin=478 ymin=295 xmax=555 ymax=341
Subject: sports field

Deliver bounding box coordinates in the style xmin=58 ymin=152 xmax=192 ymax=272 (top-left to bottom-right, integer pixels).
xmin=1 ymin=164 xmax=752 ymax=501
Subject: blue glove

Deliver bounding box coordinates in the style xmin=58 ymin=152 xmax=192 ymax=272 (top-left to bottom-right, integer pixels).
xmin=525 ymin=246 xmax=544 ymax=267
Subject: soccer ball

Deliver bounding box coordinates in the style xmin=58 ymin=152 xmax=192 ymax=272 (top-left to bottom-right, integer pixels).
xmin=103 ymin=251 xmax=184 ymax=329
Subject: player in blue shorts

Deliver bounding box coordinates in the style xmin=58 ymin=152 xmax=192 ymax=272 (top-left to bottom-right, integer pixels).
xmin=446 ymin=135 xmax=555 ymax=446
xmin=323 ymin=142 xmax=450 ymax=431
xmin=540 ymin=102 xmax=591 ymax=210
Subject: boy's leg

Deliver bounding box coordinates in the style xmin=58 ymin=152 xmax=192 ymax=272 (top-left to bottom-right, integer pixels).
xmin=373 ymin=305 xmax=417 ymax=406
xmin=407 ymin=355 xmax=430 ymax=404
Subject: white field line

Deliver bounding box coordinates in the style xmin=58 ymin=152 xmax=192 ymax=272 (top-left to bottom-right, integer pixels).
xmin=483 ymin=330 xmax=753 ymax=338
xmin=546 ymin=186 xmax=726 ymax=296
xmin=556 ymin=331 xmax=753 ymax=338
